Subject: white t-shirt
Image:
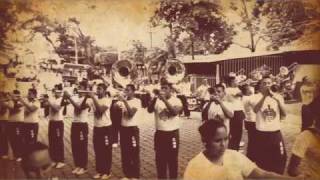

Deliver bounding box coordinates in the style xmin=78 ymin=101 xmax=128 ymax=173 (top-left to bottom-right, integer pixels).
xmin=196 ymin=85 xmax=210 ymax=100
xmin=154 ymin=96 xmax=183 ymax=131
xmin=242 ymin=95 xmax=256 ymax=122
xmin=176 ymin=82 xmax=191 ymax=96
xmin=119 ymin=97 xmax=142 ymax=127
xmin=24 ymin=100 xmax=40 ymax=123
xmin=90 ymin=96 xmax=112 ymax=127
xmin=292 ymin=130 xmax=320 ymax=180
xmin=250 ymin=93 xmax=285 ymax=132
xmin=48 ymin=97 xmax=64 ymax=121
xmin=72 ymin=96 xmax=91 ymax=123
xmin=206 ymin=100 xmax=234 ymax=133
xmin=184 ymin=150 xmax=257 ymax=180
xmin=225 ymin=87 xmax=244 ymax=111
xmin=8 ymin=101 xmax=24 ymax=122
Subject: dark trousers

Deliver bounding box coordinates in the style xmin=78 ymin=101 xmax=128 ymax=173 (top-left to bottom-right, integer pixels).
xmin=110 ymin=100 xmax=122 ymax=144
xmin=22 ymin=123 xmax=39 ymax=146
xmin=301 ymin=105 xmax=313 ymax=131
xmin=48 ymin=121 xmax=64 ymax=162
xmin=120 ymin=126 xmax=140 ymax=178
xmin=254 ymin=130 xmax=287 ymax=174
xmin=7 ymin=121 xmax=24 ymax=158
xmin=93 ymin=126 xmax=112 ymax=175
xmin=71 ymin=122 xmax=88 ymax=169
xmin=228 ymin=110 xmax=245 ymax=150
xmin=177 ymin=95 xmax=190 ymax=117
xmin=154 ymin=130 xmax=179 ymax=179
xmin=0 ymin=121 xmax=9 ymax=156
xmin=244 ymin=121 xmax=256 ymax=162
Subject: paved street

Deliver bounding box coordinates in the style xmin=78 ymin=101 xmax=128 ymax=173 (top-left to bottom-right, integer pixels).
xmin=0 ymin=104 xmax=302 ymax=179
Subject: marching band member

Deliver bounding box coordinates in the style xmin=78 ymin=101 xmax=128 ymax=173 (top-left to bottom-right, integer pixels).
xmin=44 ymin=84 xmax=66 ymax=169
xmin=118 ymin=84 xmax=141 ymax=179
xmin=251 ymin=76 xmax=287 ymax=174
xmin=240 ymin=84 xmax=257 ymax=162
xmin=175 ymin=77 xmax=191 ymax=118
xmin=148 ymin=80 xmax=183 ymax=179
xmin=110 ymin=90 xmax=122 ymax=148
xmin=64 ymin=81 xmax=90 ymax=175
xmin=196 ymin=79 xmax=210 ymax=109
xmin=20 ymin=88 xmax=40 ymax=146
xmin=7 ymin=90 xmax=25 ymax=162
xmin=88 ymin=83 xmax=113 ymax=179
xmin=201 ymin=84 xmax=234 ymax=133
xmin=0 ymin=92 xmax=9 ymax=159
xmin=225 ymin=76 xmax=246 ymax=151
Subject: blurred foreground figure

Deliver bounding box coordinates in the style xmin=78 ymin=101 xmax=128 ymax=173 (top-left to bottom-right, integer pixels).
xmin=21 ymin=141 xmax=52 ymax=179
xmin=184 ymin=120 xmax=296 ymax=180
xmin=288 ymin=95 xmax=320 ymax=179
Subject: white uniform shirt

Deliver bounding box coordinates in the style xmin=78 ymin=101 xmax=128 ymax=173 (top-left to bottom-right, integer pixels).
xmin=8 ymin=101 xmax=24 ymax=122
xmin=72 ymin=96 xmax=91 ymax=123
xmin=90 ymin=96 xmax=112 ymax=127
xmin=176 ymin=82 xmax=191 ymax=96
xmin=120 ymin=97 xmax=142 ymax=127
xmin=48 ymin=97 xmax=64 ymax=121
xmin=225 ymin=87 xmax=244 ymax=111
xmin=250 ymin=93 xmax=285 ymax=132
xmin=154 ymin=96 xmax=183 ymax=131
xmin=184 ymin=150 xmax=257 ymax=180
xmin=242 ymin=95 xmax=256 ymax=122
xmin=206 ymin=100 xmax=234 ymax=133
xmin=196 ymin=85 xmax=210 ymax=100
xmin=24 ymin=100 xmax=40 ymax=123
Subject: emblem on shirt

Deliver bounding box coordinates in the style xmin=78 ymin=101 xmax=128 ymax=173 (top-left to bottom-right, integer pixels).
xmin=262 ymin=105 xmax=276 ymax=121
xmin=159 ymin=109 xmax=170 ymax=121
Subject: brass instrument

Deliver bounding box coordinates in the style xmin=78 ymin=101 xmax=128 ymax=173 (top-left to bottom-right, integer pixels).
xmin=111 ymin=59 xmax=138 ymax=88
xmin=147 ymin=58 xmax=185 ymax=84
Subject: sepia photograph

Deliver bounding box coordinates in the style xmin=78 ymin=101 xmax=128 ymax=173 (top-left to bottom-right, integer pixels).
xmin=0 ymin=0 xmax=320 ymax=179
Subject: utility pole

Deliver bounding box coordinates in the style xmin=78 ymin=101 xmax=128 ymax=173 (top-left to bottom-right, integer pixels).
xmin=149 ymin=24 xmax=153 ymax=48
xmin=74 ymin=37 xmax=78 ymax=64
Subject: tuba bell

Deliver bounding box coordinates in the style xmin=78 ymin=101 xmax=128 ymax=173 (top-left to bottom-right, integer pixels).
xmin=147 ymin=58 xmax=185 ymax=84
xmin=111 ymin=59 xmax=138 ymax=88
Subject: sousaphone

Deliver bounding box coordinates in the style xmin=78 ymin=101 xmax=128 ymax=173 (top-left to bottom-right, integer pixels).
xmin=111 ymin=59 xmax=138 ymax=88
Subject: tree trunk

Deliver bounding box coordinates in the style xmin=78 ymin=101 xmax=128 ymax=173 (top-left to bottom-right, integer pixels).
xmin=241 ymin=0 xmax=256 ymax=53
xmin=169 ymin=23 xmax=173 ymax=36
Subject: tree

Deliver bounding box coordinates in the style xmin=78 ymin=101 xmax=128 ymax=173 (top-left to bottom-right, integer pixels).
xmin=0 ymin=1 xmax=35 ymax=51
xmin=20 ymin=16 xmax=97 ymax=64
xmin=230 ymin=0 xmax=320 ymax=52
xmin=151 ymin=0 xmax=235 ymax=59
xmin=120 ymin=40 xmax=147 ymax=64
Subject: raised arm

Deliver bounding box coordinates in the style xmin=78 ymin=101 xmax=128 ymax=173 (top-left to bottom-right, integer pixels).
xmin=121 ymin=98 xmax=138 ymax=118
xmin=147 ymin=97 xmax=157 ymax=113
xmin=89 ymin=94 xmax=108 ymax=114
xmin=219 ymin=101 xmax=234 ymax=119
xmin=18 ymin=97 xmax=38 ymax=112
xmin=160 ymin=96 xmax=182 ymax=117
xmin=253 ymin=95 xmax=267 ymax=114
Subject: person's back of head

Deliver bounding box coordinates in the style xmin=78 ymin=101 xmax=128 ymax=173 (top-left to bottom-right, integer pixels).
xmin=21 ymin=141 xmax=52 ymax=179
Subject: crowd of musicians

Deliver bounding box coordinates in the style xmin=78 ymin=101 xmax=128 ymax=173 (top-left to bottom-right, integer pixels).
xmin=0 ymin=72 xmax=319 ymax=180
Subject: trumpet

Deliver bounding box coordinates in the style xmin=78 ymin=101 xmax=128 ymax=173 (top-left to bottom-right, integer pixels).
xmin=77 ymin=90 xmax=95 ymax=94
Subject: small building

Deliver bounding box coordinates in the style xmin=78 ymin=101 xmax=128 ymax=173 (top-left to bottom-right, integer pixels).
xmin=181 ymin=50 xmax=320 ymax=87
